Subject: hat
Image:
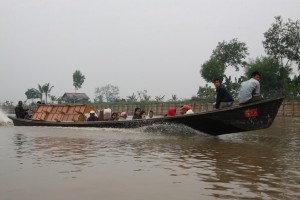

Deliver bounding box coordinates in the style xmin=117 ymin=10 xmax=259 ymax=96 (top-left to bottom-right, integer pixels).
xmin=90 ymin=110 xmax=95 ymax=114
xmin=181 ymin=105 xmax=191 ymax=110
xmin=120 ymin=112 xmax=128 ymax=118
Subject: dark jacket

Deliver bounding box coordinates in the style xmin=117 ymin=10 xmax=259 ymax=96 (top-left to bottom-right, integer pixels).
xmin=215 ymin=85 xmax=234 ymax=109
xmin=132 ymin=114 xmax=141 ymax=120
xmin=15 ymin=105 xmax=29 ymax=118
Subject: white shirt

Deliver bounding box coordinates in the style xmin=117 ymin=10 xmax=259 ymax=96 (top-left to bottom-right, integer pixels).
xmin=185 ymin=109 xmax=194 ymax=115
xmin=238 ymin=78 xmax=260 ymax=103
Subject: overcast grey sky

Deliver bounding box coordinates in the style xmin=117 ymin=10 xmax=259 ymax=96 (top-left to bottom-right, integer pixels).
xmin=1 ymin=0 xmax=299 ymax=104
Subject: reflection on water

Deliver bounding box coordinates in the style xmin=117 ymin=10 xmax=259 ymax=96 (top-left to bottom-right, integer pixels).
xmin=0 ymin=117 xmax=299 ymax=200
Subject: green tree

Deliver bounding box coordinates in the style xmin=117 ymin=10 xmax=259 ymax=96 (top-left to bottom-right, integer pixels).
xmin=169 ymin=94 xmax=179 ymax=102
xmin=197 ymin=84 xmax=215 ymax=100
xmin=38 ymin=84 xmax=44 ymax=101
xmin=41 ymin=83 xmax=54 ymax=103
xmin=200 ymin=38 xmax=248 ymax=86
xmin=73 ymin=70 xmax=86 ymax=92
xmin=126 ymin=93 xmax=137 ymax=102
xmin=244 ymin=56 xmax=290 ymax=97
xmin=155 ymin=95 xmax=165 ymax=102
xmin=137 ymin=90 xmax=151 ymax=102
xmin=212 ymin=38 xmax=249 ymax=71
xmin=223 ymin=76 xmax=242 ymax=99
xmin=49 ymin=95 xmax=57 ymax=103
xmin=200 ymin=57 xmax=225 ymax=82
xmin=288 ymin=75 xmax=300 ymax=100
xmin=25 ymin=88 xmax=42 ymax=102
xmin=263 ymin=16 xmax=300 ymax=70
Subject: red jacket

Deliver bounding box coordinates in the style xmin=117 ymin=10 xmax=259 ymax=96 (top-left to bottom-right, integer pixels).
xmin=166 ymin=107 xmax=176 ymax=117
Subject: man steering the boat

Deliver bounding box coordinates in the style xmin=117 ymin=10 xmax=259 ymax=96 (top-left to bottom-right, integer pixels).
xmin=15 ymin=101 xmax=29 ymax=119
xmin=238 ymin=71 xmax=264 ymax=104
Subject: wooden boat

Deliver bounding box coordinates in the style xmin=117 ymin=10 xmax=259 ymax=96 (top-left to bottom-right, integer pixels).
xmin=8 ymin=97 xmax=284 ymax=136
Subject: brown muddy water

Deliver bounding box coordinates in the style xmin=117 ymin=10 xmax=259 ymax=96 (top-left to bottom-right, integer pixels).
xmin=0 ymin=114 xmax=299 ymax=200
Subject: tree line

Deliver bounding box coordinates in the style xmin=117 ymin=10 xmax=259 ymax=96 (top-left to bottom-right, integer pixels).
xmin=2 ymin=16 xmax=299 ymax=107
xmin=198 ymin=16 xmax=300 ymax=101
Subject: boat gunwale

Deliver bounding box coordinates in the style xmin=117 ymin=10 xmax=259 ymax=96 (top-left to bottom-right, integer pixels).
xmin=8 ymin=97 xmax=284 ymax=125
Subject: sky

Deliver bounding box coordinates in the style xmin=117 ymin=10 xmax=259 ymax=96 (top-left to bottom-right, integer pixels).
xmin=0 ymin=0 xmax=299 ymax=104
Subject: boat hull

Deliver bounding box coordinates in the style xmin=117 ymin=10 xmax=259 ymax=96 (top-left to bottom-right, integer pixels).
xmin=8 ymin=97 xmax=284 ymax=136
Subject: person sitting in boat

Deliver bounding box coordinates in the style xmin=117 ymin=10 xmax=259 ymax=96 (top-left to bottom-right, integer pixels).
xmin=118 ymin=112 xmax=128 ymax=121
xmin=87 ymin=110 xmax=99 ymax=121
xmin=15 ymin=100 xmax=29 ymax=119
xmin=213 ymin=78 xmax=234 ymax=109
xmin=238 ymin=71 xmax=264 ymax=104
xmin=165 ymin=107 xmax=176 ymax=117
xmin=109 ymin=112 xmax=118 ymax=121
xmin=140 ymin=110 xmax=147 ymax=119
xmin=146 ymin=110 xmax=154 ymax=119
xmin=115 ymin=112 xmax=121 ymax=121
xmin=179 ymin=105 xmax=194 ymax=115
xmin=132 ymin=107 xmax=141 ymax=120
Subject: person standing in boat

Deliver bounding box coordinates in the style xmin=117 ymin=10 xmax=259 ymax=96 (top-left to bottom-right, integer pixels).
xmin=15 ymin=101 xmax=29 ymax=119
xmin=213 ymin=78 xmax=234 ymax=109
xmin=179 ymin=105 xmax=194 ymax=115
xmin=238 ymin=71 xmax=264 ymax=104
xmin=87 ymin=110 xmax=99 ymax=121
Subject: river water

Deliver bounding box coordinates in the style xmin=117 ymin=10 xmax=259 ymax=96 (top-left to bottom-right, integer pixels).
xmin=0 ymin=111 xmax=299 ymax=200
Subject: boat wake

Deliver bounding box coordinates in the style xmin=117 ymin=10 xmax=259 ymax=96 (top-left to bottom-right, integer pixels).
xmin=0 ymin=109 xmax=12 ymax=126
xmin=139 ymin=123 xmax=208 ymax=136
xmin=42 ymin=123 xmax=208 ymax=137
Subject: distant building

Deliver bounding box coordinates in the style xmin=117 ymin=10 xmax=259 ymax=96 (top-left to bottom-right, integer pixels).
xmin=61 ymin=93 xmax=89 ymax=103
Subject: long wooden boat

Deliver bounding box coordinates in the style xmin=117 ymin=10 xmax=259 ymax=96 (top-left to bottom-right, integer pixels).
xmin=8 ymin=97 xmax=284 ymax=136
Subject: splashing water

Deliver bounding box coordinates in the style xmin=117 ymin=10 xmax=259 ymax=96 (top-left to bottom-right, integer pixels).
xmin=0 ymin=108 xmax=12 ymax=125
xmin=140 ymin=123 xmax=208 ymax=136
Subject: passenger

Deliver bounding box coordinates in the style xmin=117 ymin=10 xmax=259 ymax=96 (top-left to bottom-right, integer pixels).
xmin=115 ymin=112 xmax=121 ymax=121
xmin=180 ymin=105 xmax=194 ymax=115
xmin=118 ymin=112 xmax=128 ymax=121
xmin=15 ymin=100 xmax=29 ymax=119
xmin=238 ymin=71 xmax=264 ymax=104
xmin=109 ymin=112 xmax=118 ymax=121
xmin=146 ymin=110 xmax=154 ymax=119
xmin=213 ymin=78 xmax=234 ymax=109
xmin=87 ymin=110 xmax=99 ymax=121
xmin=132 ymin=107 xmax=141 ymax=120
xmin=140 ymin=110 xmax=147 ymax=119
xmin=165 ymin=107 xmax=176 ymax=117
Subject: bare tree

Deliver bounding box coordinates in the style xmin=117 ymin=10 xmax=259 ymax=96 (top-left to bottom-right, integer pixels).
xmin=95 ymin=84 xmax=119 ymax=102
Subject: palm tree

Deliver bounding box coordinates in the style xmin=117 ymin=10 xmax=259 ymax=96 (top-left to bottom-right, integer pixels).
xmin=41 ymin=83 xmax=54 ymax=103
xmin=73 ymin=70 xmax=85 ymax=93
xmin=38 ymin=84 xmax=44 ymax=101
